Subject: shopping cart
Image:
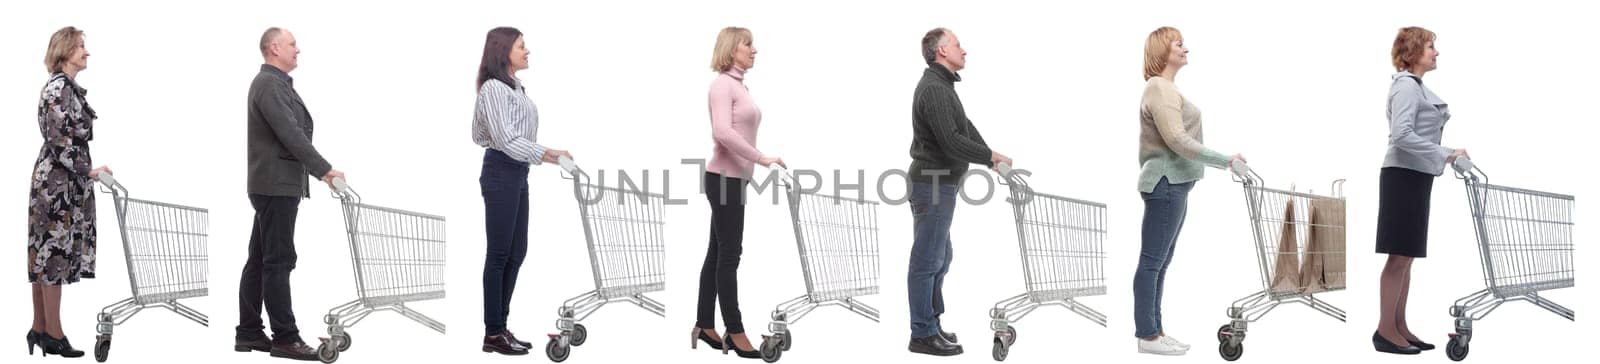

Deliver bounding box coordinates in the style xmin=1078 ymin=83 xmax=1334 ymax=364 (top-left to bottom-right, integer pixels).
xmin=757 ymin=167 xmax=881 ymax=363
xmin=545 ymin=157 xmax=667 ymax=363
xmin=1442 ymin=158 xmax=1575 ymax=361
xmin=987 ymin=164 xmax=1107 ymax=361
xmin=1215 ymin=161 xmax=1348 ymax=361
xmin=91 ymin=173 xmax=209 ymax=363
xmin=315 ymin=178 xmax=447 ymax=363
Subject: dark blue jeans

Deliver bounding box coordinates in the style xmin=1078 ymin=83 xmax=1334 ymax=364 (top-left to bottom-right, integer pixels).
xmin=1133 ymin=177 xmax=1194 ymax=339
xmin=907 ymin=182 xmax=959 ymax=338
xmin=481 ymin=148 xmax=530 ymax=336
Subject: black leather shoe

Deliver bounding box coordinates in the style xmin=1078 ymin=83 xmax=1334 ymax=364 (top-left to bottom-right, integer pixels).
xmin=482 ymin=334 xmax=529 ymax=355
xmin=269 ymin=341 xmax=320 ymax=361
xmin=1408 ymin=339 xmax=1436 ymax=351
xmin=235 ymin=336 xmax=272 ymax=352
xmin=1373 ymin=332 xmax=1421 ymax=355
xmin=26 ymin=330 xmax=41 ymax=356
xmin=691 ymin=328 xmax=724 ymax=350
xmin=939 ymin=329 xmax=959 ymax=344
xmin=722 ymin=333 xmax=761 ymax=359
xmin=503 ymin=330 xmax=532 ymax=349
xmin=38 ymin=334 xmax=85 ymax=358
xmin=909 ymin=335 xmax=963 ymax=356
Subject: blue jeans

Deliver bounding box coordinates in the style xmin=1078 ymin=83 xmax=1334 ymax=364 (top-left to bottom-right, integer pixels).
xmin=481 ymin=148 xmax=531 ymax=336
xmin=907 ymin=182 xmax=959 ymax=338
xmin=1133 ymin=177 xmax=1194 ymax=339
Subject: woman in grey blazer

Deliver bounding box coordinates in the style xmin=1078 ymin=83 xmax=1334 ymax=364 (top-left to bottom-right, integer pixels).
xmin=1372 ymin=26 xmax=1469 ymax=355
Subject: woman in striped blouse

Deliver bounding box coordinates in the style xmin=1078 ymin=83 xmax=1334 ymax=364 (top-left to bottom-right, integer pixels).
xmin=472 ymin=26 xmax=572 ymax=356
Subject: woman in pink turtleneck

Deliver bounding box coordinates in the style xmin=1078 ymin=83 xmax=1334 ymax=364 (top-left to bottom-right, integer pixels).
xmin=691 ymin=26 xmax=785 ymax=359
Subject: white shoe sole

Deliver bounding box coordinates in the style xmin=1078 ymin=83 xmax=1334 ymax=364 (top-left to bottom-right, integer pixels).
xmin=1138 ymin=348 xmax=1188 ymax=356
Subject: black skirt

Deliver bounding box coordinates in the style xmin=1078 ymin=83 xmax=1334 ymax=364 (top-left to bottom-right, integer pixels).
xmin=1375 ymin=167 xmax=1435 ymax=257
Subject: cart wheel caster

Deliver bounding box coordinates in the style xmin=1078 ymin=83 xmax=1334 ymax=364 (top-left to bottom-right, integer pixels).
xmin=317 ymin=340 xmax=339 ymax=363
xmin=94 ymin=336 xmax=110 ymax=363
xmin=1446 ymin=337 xmax=1468 ymax=361
xmin=1217 ymin=324 xmax=1232 ymax=342
xmin=569 ymin=324 xmax=587 ymax=347
xmin=1219 ymin=341 xmax=1243 ymax=361
xmin=759 ymin=337 xmax=782 ymax=363
xmin=546 ymin=338 xmax=570 ymax=362
xmin=779 ymin=332 xmax=792 ymax=351
xmin=1004 ymin=326 xmax=1017 ymax=345
xmin=992 ymin=337 xmax=1010 ymax=361
xmin=335 ymin=332 xmax=351 ymax=352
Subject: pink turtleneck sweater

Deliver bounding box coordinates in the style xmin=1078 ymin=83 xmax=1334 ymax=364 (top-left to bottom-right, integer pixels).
xmin=706 ymin=67 xmax=764 ymax=180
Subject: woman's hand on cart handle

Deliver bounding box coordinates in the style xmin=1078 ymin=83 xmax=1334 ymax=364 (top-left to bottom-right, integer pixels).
xmin=542 ymin=149 xmax=572 ymax=165
xmin=1228 ymin=154 xmax=1250 ymax=175
xmin=323 ymin=169 xmax=347 ymax=190
xmin=1450 ymin=152 xmax=1475 ymax=174
xmin=759 ymin=156 xmax=787 ymax=169
xmin=89 ymin=166 xmax=112 ymax=180
xmin=1446 ymin=148 xmax=1470 ymax=165
xmin=557 ymin=155 xmax=579 ymax=175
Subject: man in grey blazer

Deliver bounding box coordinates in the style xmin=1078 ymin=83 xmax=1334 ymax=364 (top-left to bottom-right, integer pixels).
xmin=234 ymin=27 xmax=345 ymax=361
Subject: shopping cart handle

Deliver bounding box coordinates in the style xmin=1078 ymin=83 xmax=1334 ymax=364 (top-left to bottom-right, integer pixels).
xmin=995 ymin=162 xmax=1014 ymax=176
xmin=1229 ymin=159 xmax=1251 ymax=176
xmin=331 ymin=177 xmax=350 ymax=193
xmin=769 ymin=165 xmax=796 ymax=186
xmin=96 ymin=172 xmax=118 ymax=189
xmin=1451 ymin=156 xmax=1475 ymax=174
xmin=558 ymin=155 xmax=579 ymax=175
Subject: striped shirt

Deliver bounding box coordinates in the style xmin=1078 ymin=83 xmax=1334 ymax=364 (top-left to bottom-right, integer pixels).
xmin=473 ymin=78 xmax=547 ymax=165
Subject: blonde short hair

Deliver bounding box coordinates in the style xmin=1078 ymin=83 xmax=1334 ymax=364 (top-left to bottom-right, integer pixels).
xmin=44 ymin=26 xmax=85 ymax=74
xmin=710 ymin=27 xmax=752 ymax=72
xmin=1391 ymin=27 xmax=1436 ymax=72
xmin=1143 ymin=27 xmax=1182 ymax=80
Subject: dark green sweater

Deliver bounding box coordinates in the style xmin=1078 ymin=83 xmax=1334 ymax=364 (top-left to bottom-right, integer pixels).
xmin=909 ymin=64 xmax=993 ymax=185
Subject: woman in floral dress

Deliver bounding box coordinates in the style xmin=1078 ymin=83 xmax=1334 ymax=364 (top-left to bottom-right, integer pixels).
xmin=26 ymin=26 xmax=110 ymax=358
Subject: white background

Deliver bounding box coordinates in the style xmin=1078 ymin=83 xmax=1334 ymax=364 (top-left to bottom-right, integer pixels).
xmin=1 ymin=0 xmax=1591 ymax=363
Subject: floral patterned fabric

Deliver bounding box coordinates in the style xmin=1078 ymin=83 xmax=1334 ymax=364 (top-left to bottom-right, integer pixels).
xmin=27 ymin=73 xmax=97 ymax=286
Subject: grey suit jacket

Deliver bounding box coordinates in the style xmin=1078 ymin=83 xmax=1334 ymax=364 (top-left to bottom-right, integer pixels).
xmin=1383 ymin=71 xmax=1454 ymax=176
xmin=247 ymin=64 xmax=331 ymax=198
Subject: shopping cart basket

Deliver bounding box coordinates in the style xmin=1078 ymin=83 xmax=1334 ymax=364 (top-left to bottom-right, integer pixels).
xmin=315 ymin=178 xmax=446 ymax=363
xmin=757 ymin=167 xmax=881 ymax=363
xmin=91 ymin=173 xmax=209 ymax=363
xmin=1216 ymin=161 xmax=1347 ymax=361
xmin=544 ymin=157 xmax=667 ymax=362
xmin=987 ymin=164 xmax=1107 ymax=361
xmin=1442 ymin=158 xmax=1575 ymax=361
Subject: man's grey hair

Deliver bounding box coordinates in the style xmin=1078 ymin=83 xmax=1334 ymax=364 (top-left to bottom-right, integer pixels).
xmin=921 ymin=27 xmax=949 ymax=64
xmin=259 ymin=27 xmax=284 ymax=58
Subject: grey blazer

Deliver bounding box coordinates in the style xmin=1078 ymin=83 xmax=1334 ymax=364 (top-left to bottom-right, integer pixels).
xmin=247 ymin=64 xmax=331 ymax=198
xmin=1383 ymin=71 xmax=1454 ymax=176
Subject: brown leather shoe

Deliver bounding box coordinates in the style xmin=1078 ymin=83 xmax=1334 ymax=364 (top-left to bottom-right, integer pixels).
xmin=483 ymin=334 xmax=529 ymax=355
xmin=269 ymin=341 xmax=319 ymax=361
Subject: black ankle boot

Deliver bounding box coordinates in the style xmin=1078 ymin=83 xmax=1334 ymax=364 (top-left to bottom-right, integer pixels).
xmin=38 ymin=334 xmax=85 ymax=358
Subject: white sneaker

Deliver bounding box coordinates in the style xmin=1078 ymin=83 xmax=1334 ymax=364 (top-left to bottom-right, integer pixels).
xmin=1161 ymin=335 xmax=1191 ymax=351
xmin=1137 ymin=337 xmax=1187 ymax=355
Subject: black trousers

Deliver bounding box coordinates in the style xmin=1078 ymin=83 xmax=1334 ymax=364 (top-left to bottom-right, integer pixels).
xmin=481 ymin=148 xmax=531 ymax=336
xmin=237 ymin=194 xmax=303 ymax=344
xmin=696 ymin=172 xmax=748 ymax=333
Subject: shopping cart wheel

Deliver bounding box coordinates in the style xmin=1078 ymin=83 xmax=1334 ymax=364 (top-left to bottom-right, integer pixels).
xmin=759 ymin=337 xmax=782 ymax=363
xmin=779 ymin=332 xmax=792 ymax=351
xmin=94 ymin=336 xmax=110 ymax=362
xmin=569 ymin=324 xmax=587 ymax=346
xmin=1004 ymin=326 xmax=1017 ymax=345
xmin=1216 ymin=324 xmax=1231 ymax=342
xmin=317 ymin=340 xmax=339 ymax=363
xmin=991 ymin=337 xmax=1009 ymax=361
xmin=335 ymin=332 xmax=352 ymax=351
xmin=545 ymin=338 xmax=570 ymax=362
xmin=1446 ymin=337 xmax=1468 ymax=361
xmin=1219 ymin=341 xmax=1243 ymax=361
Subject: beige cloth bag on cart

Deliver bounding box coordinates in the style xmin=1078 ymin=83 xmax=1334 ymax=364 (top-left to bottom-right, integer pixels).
xmin=1268 ymin=199 xmax=1301 ymax=292
xmin=1302 ymin=198 xmax=1347 ymax=293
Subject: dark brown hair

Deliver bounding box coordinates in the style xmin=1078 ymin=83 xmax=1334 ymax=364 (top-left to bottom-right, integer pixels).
xmin=477 ymin=27 xmax=523 ymax=89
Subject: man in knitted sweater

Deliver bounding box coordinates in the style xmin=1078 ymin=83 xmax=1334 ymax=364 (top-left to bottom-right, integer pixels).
xmin=905 ymin=27 xmax=1012 ymax=357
